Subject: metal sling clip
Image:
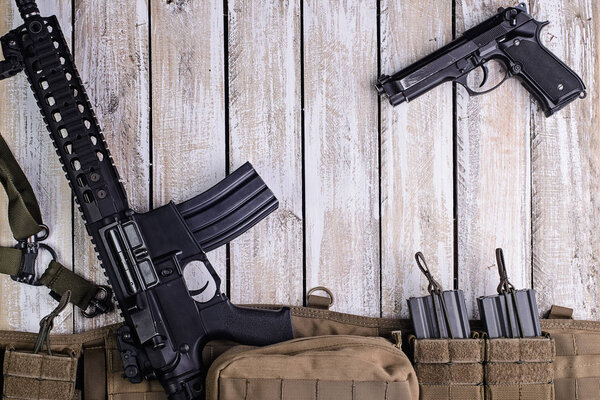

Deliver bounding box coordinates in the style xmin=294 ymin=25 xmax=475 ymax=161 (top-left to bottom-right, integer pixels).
xmin=11 ymin=224 xmax=56 ymax=286
xmin=81 ymin=285 xmax=114 ymax=318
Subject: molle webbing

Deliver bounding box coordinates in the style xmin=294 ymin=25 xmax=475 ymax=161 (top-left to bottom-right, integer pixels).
xmin=205 ymin=335 xmax=418 ymax=400
xmin=0 ymin=306 xmax=595 ymax=399
xmin=544 ymin=319 xmax=600 ymax=400
xmin=484 ymin=337 xmax=555 ymax=399
xmin=412 ymin=338 xmax=485 ymax=400
xmin=3 ymin=349 xmax=79 ymax=399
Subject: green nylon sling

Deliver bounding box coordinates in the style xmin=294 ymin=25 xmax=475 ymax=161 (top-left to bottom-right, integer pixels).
xmin=0 ymin=133 xmax=107 ymax=314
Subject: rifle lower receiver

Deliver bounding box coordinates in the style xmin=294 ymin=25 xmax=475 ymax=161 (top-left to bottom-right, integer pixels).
xmin=0 ymin=3 xmax=295 ymax=398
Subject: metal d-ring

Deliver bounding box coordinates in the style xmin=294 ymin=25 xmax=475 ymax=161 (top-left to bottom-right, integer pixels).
xmin=307 ymin=286 xmax=335 ymax=307
xmin=36 ymin=224 xmax=50 ymax=241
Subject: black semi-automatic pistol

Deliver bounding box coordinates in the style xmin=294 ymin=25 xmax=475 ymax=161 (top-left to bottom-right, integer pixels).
xmin=0 ymin=1 xmax=294 ymax=398
xmin=376 ymin=3 xmax=586 ymax=116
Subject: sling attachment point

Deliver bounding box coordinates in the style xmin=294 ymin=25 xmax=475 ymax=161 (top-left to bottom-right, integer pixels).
xmin=80 ymin=285 xmax=113 ymax=318
xmin=0 ymin=31 xmax=24 ymax=80
xmin=307 ymin=286 xmax=334 ymax=310
xmin=0 ymin=132 xmax=113 ymax=316
xmin=11 ymin=223 xmax=56 ymax=286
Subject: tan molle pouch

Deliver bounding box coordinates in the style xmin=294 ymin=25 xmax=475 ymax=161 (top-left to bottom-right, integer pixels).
xmin=205 ymin=335 xmax=418 ymax=400
xmin=542 ymin=315 xmax=600 ymax=400
xmin=410 ymin=336 xmax=485 ymax=400
xmin=2 ymin=344 xmax=81 ymax=400
xmin=484 ymin=336 xmax=555 ymax=399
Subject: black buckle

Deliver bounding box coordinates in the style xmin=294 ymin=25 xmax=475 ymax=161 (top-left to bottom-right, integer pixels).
xmin=82 ymin=285 xmax=114 ymax=318
xmin=11 ymin=224 xmax=56 ymax=286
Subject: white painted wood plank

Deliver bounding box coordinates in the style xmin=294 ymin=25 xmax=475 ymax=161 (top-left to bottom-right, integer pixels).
xmin=151 ymin=0 xmax=226 ymax=285
xmin=304 ymin=0 xmax=379 ymax=316
xmin=531 ymin=0 xmax=599 ymax=318
xmin=456 ymin=0 xmax=532 ymax=318
xmin=380 ymin=0 xmax=454 ymax=318
xmin=0 ymin=0 xmax=73 ymax=333
xmin=73 ymin=0 xmax=150 ymax=331
xmin=228 ymin=0 xmax=303 ymax=305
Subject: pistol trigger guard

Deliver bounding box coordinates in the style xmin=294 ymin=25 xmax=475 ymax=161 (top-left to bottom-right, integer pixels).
xmin=455 ymin=74 xmax=479 ymax=97
xmin=456 ymin=67 xmax=510 ymax=97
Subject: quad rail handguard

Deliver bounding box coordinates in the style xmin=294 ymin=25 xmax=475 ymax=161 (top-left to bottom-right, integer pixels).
xmin=0 ymin=1 xmax=294 ymax=398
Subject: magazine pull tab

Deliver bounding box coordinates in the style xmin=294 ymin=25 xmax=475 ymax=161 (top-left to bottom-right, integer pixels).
xmin=408 ymin=252 xmax=471 ymax=339
xmin=477 ymin=248 xmax=543 ymax=338
xmin=496 ymin=248 xmax=515 ymax=294
xmin=415 ymin=252 xmax=443 ymax=295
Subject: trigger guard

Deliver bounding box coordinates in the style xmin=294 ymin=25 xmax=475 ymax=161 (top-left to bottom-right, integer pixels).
xmin=455 ymin=74 xmax=480 ymax=96
xmin=456 ymin=68 xmax=510 ymax=97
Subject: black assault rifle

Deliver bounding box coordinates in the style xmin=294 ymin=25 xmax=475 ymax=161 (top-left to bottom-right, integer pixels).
xmin=0 ymin=1 xmax=294 ymax=398
xmin=376 ymin=3 xmax=586 ymax=116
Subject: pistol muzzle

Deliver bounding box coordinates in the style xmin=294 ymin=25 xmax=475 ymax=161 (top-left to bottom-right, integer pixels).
xmin=376 ymin=74 xmax=406 ymax=106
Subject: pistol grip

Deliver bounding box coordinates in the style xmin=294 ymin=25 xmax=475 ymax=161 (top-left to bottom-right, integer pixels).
xmin=202 ymin=300 xmax=294 ymax=345
xmin=504 ymin=20 xmax=586 ymax=115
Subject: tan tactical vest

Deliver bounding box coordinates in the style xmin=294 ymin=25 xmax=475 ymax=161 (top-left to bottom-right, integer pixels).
xmin=0 ymin=303 xmax=596 ymax=400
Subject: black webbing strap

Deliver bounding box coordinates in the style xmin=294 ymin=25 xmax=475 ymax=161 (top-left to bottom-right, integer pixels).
xmin=0 ymin=133 xmax=112 ymax=316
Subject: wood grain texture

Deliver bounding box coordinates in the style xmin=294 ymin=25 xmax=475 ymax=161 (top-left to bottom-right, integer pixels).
xmin=228 ymin=0 xmax=303 ymax=304
xmin=456 ymin=0 xmax=532 ymax=317
xmin=0 ymin=0 xmax=599 ymax=331
xmin=73 ymin=0 xmax=150 ymax=331
xmin=303 ymin=0 xmax=379 ymax=316
xmin=379 ymin=0 xmax=454 ymax=318
xmin=0 ymin=0 xmax=73 ymax=333
xmin=531 ymin=0 xmax=599 ymax=318
xmin=151 ymin=0 xmax=226 ymax=282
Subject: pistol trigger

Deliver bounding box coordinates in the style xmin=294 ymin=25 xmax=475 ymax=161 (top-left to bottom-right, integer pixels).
xmin=479 ymin=64 xmax=489 ymax=88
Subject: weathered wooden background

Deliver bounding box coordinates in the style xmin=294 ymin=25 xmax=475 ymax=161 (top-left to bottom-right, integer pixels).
xmin=0 ymin=0 xmax=597 ymax=334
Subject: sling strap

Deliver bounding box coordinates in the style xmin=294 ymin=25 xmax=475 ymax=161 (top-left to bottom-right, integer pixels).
xmin=0 ymin=133 xmax=112 ymax=316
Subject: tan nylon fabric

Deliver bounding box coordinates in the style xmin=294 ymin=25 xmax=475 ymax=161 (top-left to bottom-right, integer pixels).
xmin=306 ymin=294 xmax=331 ymax=310
xmin=104 ymin=329 xmax=166 ymax=399
xmin=419 ymin=384 xmax=484 ymax=400
xmin=484 ymin=337 xmax=554 ymax=399
xmin=485 ymin=383 xmax=554 ymax=399
xmin=84 ymin=346 xmax=106 ymax=400
xmin=411 ymin=338 xmax=484 ymax=399
xmin=0 ymin=305 xmax=599 ymax=398
xmin=412 ymin=338 xmax=484 ymax=364
xmin=218 ymin=378 xmax=412 ymax=400
xmin=206 ymin=335 xmax=418 ymax=400
xmin=2 ymin=350 xmax=78 ymax=399
xmin=543 ymin=319 xmax=600 ymax=399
